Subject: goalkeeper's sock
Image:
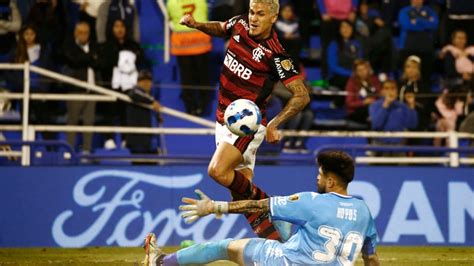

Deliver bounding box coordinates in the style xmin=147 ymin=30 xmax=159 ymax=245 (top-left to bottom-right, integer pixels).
xmin=228 ymin=172 xmax=282 ymax=241
xmin=162 ymin=238 xmax=231 ymax=265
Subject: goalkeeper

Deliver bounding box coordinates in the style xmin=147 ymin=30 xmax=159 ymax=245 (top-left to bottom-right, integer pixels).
xmin=143 ymin=151 xmax=380 ymax=266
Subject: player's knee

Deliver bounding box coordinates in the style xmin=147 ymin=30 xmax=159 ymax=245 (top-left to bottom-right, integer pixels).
xmin=227 ymin=239 xmax=251 ymax=265
xmin=208 ymin=163 xmax=229 ymax=182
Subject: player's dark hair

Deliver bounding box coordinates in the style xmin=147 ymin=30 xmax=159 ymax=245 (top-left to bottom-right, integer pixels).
xmin=317 ymin=150 xmax=355 ymax=186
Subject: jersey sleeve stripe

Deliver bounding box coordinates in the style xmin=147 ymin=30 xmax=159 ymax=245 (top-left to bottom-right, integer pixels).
xmin=282 ymin=75 xmax=301 ymax=86
xmin=270 ymin=197 xmax=275 ymax=216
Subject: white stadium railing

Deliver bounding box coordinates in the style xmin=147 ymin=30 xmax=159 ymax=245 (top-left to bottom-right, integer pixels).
xmin=156 ymin=0 xmax=170 ymax=63
xmin=0 ymin=63 xmax=473 ymax=166
xmin=0 ymin=62 xmax=214 ymax=165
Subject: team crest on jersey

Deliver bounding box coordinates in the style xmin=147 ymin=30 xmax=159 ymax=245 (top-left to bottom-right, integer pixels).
xmin=233 ymin=35 xmax=240 ymax=42
xmin=288 ymin=194 xmax=300 ymax=201
xmin=252 ymin=47 xmax=265 ymax=62
xmin=281 ymin=59 xmax=293 ymax=71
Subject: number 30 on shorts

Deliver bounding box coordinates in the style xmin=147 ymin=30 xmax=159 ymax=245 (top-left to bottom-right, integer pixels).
xmin=312 ymin=225 xmax=364 ymax=265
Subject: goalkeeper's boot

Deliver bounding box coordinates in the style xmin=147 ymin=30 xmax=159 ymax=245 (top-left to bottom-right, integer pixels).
xmin=143 ymin=233 xmax=166 ymax=266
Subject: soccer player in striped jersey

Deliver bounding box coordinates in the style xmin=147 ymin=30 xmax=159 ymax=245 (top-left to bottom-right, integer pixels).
xmin=143 ymin=151 xmax=380 ymax=266
xmin=179 ymin=0 xmax=310 ymax=241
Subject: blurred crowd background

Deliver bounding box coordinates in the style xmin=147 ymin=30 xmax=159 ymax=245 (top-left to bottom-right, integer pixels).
xmin=0 ymin=0 xmax=473 ymax=156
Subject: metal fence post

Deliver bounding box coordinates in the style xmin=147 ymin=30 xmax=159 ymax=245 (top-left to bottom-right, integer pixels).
xmin=448 ymin=131 xmax=459 ymax=167
xmin=21 ymin=62 xmax=30 ymax=166
xmin=157 ymin=0 xmax=170 ymax=63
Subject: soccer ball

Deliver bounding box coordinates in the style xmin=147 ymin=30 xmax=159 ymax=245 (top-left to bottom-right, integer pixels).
xmin=224 ymin=99 xmax=262 ymax=136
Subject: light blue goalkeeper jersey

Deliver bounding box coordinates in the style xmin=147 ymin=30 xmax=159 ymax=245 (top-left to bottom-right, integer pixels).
xmin=269 ymin=192 xmax=378 ymax=265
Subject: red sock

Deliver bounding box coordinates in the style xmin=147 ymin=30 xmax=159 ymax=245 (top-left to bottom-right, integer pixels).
xmin=227 ymin=171 xmax=282 ymax=241
xmin=228 ymin=171 xmax=268 ymax=200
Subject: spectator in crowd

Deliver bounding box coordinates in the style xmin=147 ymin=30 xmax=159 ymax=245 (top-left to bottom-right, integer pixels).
xmin=72 ymin=0 xmax=106 ymax=41
xmin=96 ymin=0 xmax=139 ymax=43
xmin=26 ymin=0 xmax=68 ymax=65
xmin=378 ymin=0 xmax=397 ymax=28
xmin=398 ymin=0 xmax=438 ymax=89
xmin=317 ymin=0 xmax=357 ymax=77
xmin=288 ymin=0 xmax=314 ymax=50
xmin=100 ymin=19 xmax=146 ymax=91
xmin=369 ymin=80 xmax=418 ymax=146
xmin=14 ymin=0 xmax=33 ymax=20
xmin=398 ymin=55 xmax=431 ymax=134
xmin=433 ymin=88 xmax=465 ymax=146
xmin=125 ymin=69 xmax=162 ymax=155
xmin=402 ymin=87 xmax=429 ymax=131
xmin=456 ymin=85 xmax=473 ymax=129
xmin=398 ymin=55 xmax=427 ymax=102
xmin=459 ymin=91 xmax=474 ymax=148
xmin=345 ymin=59 xmax=381 ymax=126
xmin=62 ymin=21 xmax=101 ymax=153
xmin=0 ymin=130 xmax=16 ymax=162
xmin=0 ymin=87 xmax=11 ymax=112
xmin=400 ymin=87 xmax=431 ymax=152
xmin=11 ymin=24 xmax=55 ymax=139
xmin=275 ymin=3 xmax=302 ymax=68
xmin=0 ymin=87 xmax=13 ymax=158
xmin=377 ymin=0 xmax=418 ymax=28
xmin=440 ymin=30 xmax=474 ymax=87
xmin=327 ymin=20 xmax=364 ymax=91
xmin=167 ymin=0 xmax=212 ymax=116
xmin=0 ymin=0 xmax=21 ymax=63
xmin=443 ymin=0 xmax=474 ymax=46
xmin=355 ymin=1 xmax=395 ymax=76
xmin=281 ymin=105 xmax=313 ymax=154
xmin=99 ymin=18 xmax=147 ymax=148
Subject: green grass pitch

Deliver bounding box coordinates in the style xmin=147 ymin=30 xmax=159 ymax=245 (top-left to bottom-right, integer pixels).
xmin=0 ymin=246 xmax=473 ymax=265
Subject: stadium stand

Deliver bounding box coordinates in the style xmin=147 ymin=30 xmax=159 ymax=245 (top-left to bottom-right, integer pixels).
xmin=0 ymin=0 xmax=473 ymax=166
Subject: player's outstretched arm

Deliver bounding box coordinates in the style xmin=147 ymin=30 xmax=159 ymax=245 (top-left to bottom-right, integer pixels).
xmin=179 ymin=14 xmax=227 ymax=37
xmin=266 ymin=78 xmax=310 ymax=143
xmin=362 ymin=253 xmax=380 ymax=266
xmin=179 ymin=189 xmax=269 ymax=223
xmin=227 ymin=198 xmax=270 ymax=213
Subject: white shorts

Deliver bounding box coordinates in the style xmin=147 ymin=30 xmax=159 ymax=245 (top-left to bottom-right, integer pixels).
xmin=215 ymin=122 xmax=266 ymax=171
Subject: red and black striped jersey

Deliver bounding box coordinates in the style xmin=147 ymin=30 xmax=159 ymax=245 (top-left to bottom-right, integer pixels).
xmin=216 ymin=15 xmax=300 ymax=125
